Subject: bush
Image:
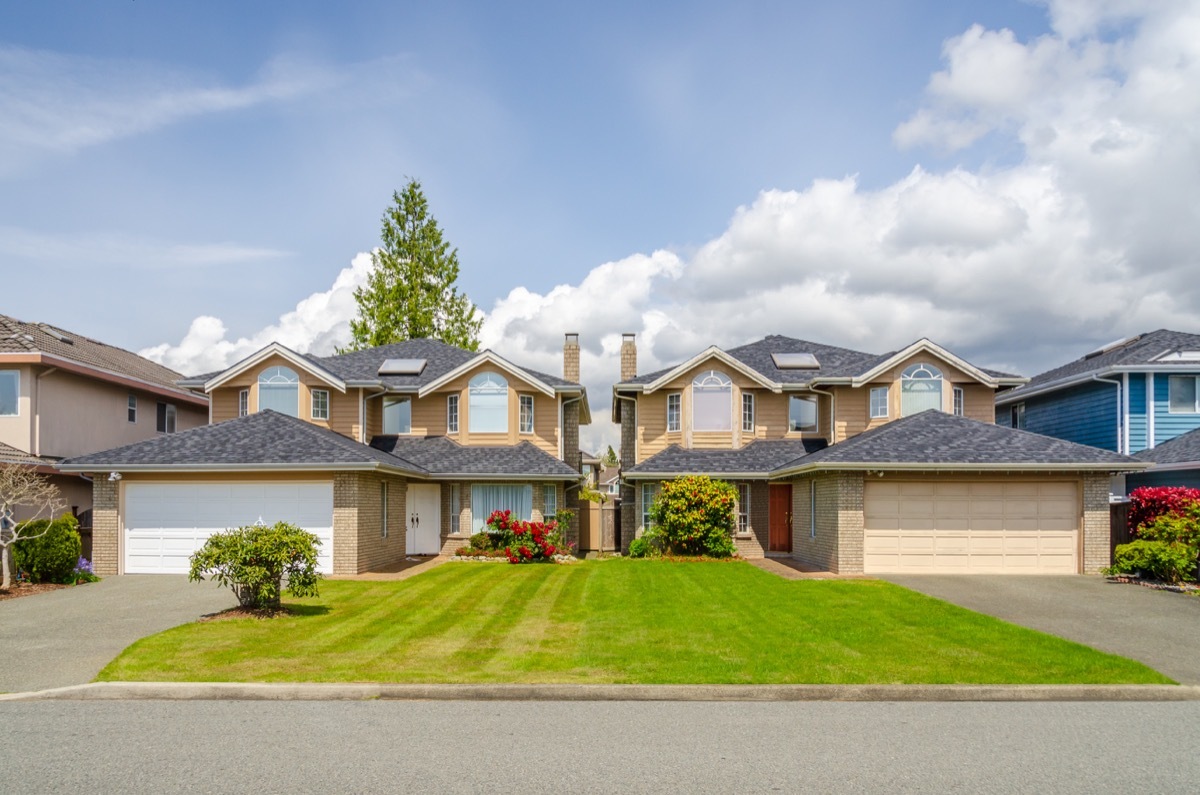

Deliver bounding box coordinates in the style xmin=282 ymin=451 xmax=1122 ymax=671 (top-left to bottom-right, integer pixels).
xmin=1108 ymin=540 xmax=1197 ymax=583
xmin=1127 ymin=486 xmax=1200 ymax=535
xmin=628 ymin=536 xmax=651 ymax=558
xmin=14 ymin=514 xmax=82 ymax=584
xmin=484 ymin=509 xmax=572 ymax=564
xmin=188 ymin=521 xmax=322 ymax=609
xmin=647 ymin=475 xmax=737 ymax=558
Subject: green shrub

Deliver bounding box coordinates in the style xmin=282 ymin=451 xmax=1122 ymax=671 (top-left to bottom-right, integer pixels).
xmin=628 ymin=536 xmax=650 ymax=558
xmin=1107 ymin=539 xmax=1197 ymax=583
xmin=188 ymin=521 xmax=322 ymax=609
xmin=648 ymin=475 xmax=738 ymax=558
xmin=14 ymin=514 xmax=82 ymax=584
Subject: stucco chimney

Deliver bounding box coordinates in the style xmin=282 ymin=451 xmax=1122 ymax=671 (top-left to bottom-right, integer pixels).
xmin=620 ymin=333 xmax=637 ymax=381
xmin=563 ymin=333 xmax=580 ymax=383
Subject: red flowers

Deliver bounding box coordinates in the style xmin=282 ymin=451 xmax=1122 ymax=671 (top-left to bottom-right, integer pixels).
xmin=486 ymin=510 xmax=565 ymax=564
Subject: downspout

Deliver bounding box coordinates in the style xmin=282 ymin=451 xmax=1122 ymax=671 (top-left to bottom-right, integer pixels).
xmin=806 ymin=385 xmax=836 ymax=443
xmin=33 ymin=367 xmax=58 ymax=456
xmin=1122 ymin=372 xmax=1131 ymax=453
xmin=1092 ymin=374 xmax=1123 ymax=454
xmin=358 ymin=387 xmax=365 ymax=443
xmin=1147 ymin=374 xmax=1156 ymax=449
xmin=364 ymin=388 xmax=388 ymax=440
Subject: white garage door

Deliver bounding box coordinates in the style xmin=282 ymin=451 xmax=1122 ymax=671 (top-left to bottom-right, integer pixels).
xmin=124 ymin=482 xmax=334 ymax=574
xmin=864 ymin=480 xmax=1079 ymax=574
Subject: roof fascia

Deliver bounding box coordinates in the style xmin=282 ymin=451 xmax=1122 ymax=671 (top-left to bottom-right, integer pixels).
xmin=1135 ymin=460 xmax=1200 ymax=472
xmin=424 ymin=472 xmax=577 ymax=481
xmin=849 ymin=339 xmax=1004 ymax=388
xmin=770 ymin=460 xmax=1150 ymax=478
xmin=642 ymin=347 xmax=780 ymax=394
xmin=622 ymin=470 xmax=771 ymax=480
xmin=0 ymin=352 xmax=208 ymax=406
xmin=418 ymin=351 xmax=555 ymax=397
xmin=55 ymin=461 xmax=426 ymax=477
xmin=993 ymin=364 xmax=1200 ymax=406
xmin=204 ymin=343 xmax=347 ymax=394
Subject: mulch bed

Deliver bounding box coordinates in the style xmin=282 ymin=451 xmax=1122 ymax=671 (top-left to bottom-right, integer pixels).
xmin=1106 ymin=575 xmax=1200 ymax=595
xmin=200 ymin=606 xmax=297 ymax=622
xmin=0 ymin=582 xmax=71 ymax=601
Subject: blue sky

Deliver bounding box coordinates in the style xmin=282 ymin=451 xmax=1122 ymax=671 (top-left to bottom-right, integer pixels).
xmin=3 ymin=1 xmax=1199 ymax=450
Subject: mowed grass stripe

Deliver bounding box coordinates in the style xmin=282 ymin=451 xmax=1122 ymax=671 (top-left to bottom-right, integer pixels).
xmin=98 ymin=560 xmax=1172 ymax=685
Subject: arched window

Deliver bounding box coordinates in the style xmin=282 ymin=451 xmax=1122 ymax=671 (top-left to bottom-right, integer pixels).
xmin=692 ymin=370 xmax=732 ymax=431
xmin=901 ymin=363 xmax=943 ymax=416
xmin=469 ymin=372 xmax=508 ymax=433
xmin=258 ymin=366 xmax=299 ymax=417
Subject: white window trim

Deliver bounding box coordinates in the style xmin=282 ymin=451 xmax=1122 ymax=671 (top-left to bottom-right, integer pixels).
xmin=691 ymin=370 xmax=733 ymax=432
xmin=1167 ymin=375 xmax=1200 ymax=414
xmin=0 ymin=370 xmax=19 ymax=417
xmin=383 ymin=396 xmax=412 ymax=435
xmin=1011 ymin=402 xmax=1026 ymax=429
xmin=311 ymin=389 xmax=330 ymax=421
xmin=736 ymin=483 xmax=750 ymax=535
xmin=447 ymin=394 xmax=459 ymax=433
xmin=641 ymin=482 xmax=658 ymax=530
xmin=742 ymin=393 xmax=755 ymax=433
xmin=238 ymin=389 xmax=249 ymax=417
xmin=157 ymin=402 xmax=177 ymax=434
xmin=258 ymin=365 xmax=301 ymax=417
xmin=788 ymin=395 xmax=818 ymax=433
xmin=666 ymin=393 xmax=681 ymax=433
xmin=543 ymin=484 xmax=557 ymax=518
xmin=900 ymin=362 xmax=945 ymax=416
xmin=450 ymin=484 xmax=461 ymax=534
xmin=519 ymin=394 xmax=535 ymax=434
xmin=468 ymin=371 xmax=509 ymax=434
xmin=127 ymin=394 xmax=137 ymax=423
xmin=953 ymin=386 xmax=965 ymax=417
xmin=869 ymin=387 xmax=888 ymax=419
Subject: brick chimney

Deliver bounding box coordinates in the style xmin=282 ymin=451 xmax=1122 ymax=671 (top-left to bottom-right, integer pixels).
xmin=563 ymin=333 xmax=580 ymax=383
xmin=620 ymin=333 xmax=637 ymax=381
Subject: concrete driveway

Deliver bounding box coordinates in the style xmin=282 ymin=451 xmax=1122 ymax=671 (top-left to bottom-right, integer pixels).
xmin=0 ymin=576 xmax=235 ymax=693
xmin=883 ymin=575 xmax=1200 ymax=684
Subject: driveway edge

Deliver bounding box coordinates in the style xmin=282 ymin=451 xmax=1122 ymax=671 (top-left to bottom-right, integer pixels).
xmin=4 ymin=682 xmax=1199 ymax=703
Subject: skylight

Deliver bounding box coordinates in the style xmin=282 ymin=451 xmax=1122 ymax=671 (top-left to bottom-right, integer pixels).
xmin=39 ymin=325 xmax=73 ymax=344
xmin=378 ymin=358 xmax=427 ymax=376
xmin=771 ymin=353 xmax=820 ymax=369
xmin=1083 ymin=335 xmax=1141 ymax=359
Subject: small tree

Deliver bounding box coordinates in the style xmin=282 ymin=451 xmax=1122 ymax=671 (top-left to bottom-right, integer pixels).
xmin=0 ymin=464 xmax=67 ymax=590
xmin=648 ymin=475 xmax=738 ymax=557
xmin=188 ymin=522 xmax=322 ymax=609
xmin=602 ymin=446 xmax=619 ymax=468
xmin=343 ymin=178 xmax=482 ymax=352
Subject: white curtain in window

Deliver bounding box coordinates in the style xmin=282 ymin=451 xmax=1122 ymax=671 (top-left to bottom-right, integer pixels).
xmin=692 ymin=371 xmax=732 ymax=431
xmin=471 ymin=484 xmax=533 ymax=533
xmin=258 ymin=366 xmax=299 ymax=416
xmin=469 ymin=372 xmax=509 ymax=433
xmin=901 ymin=364 xmax=943 ymax=416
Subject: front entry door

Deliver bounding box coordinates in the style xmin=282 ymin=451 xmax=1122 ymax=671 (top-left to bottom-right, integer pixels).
xmin=768 ymin=484 xmax=793 ymax=553
xmin=406 ymin=483 xmax=442 ymax=555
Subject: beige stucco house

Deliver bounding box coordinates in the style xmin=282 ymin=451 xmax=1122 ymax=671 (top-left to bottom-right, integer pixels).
xmin=60 ymin=335 xmax=590 ymax=576
xmin=614 ymin=334 xmax=1146 ymax=575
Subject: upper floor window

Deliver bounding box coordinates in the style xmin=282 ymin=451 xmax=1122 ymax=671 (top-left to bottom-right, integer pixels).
xmin=789 ymin=395 xmax=818 ymax=433
xmin=519 ymin=394 xmax=535 ymax=434
xmin=258 ymin=366 xmax=299 ymax=417
xmin=1011 ymin=402 xmax=1027 ymax=429
xmin=311 ymin=389 xmax=330 ymax=421
xmin=156 ymin=402 xmax=177 ymax=434
xmin=869 ymin=387 xmax=888 ymax=419
xmin=901 ymin=363 xmax=943 ymax=416
xmin=383 ymin=397 xmax=411 ymax=434
xmin=667 ymin=393 xmax=681 ymax=432
xmin=742 ymin=393 xmax=755 ymax=433
xmin=127 ymin=394 xmax=137 ymax=423
xmin=692 ymin=370 xmax=732 ymax=432
xmin=953 ymin=387 xmax=965 ymax=417
xmin=1169 ymin=376 xmax=1200 ymax=414
xmin=469 ymin=372 xmax=508 ymax=433
xmin=0 ymin=371 xmax=18 ymax=416
xmin=238 ymin=389 xmax=249 ymax=417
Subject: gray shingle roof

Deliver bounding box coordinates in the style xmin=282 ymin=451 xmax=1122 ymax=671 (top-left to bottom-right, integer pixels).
xmin=58 ymin=411 xmax=423 ymax=472
xmin=624 ymin=439 xmax=828 ymax=477
xmin=0 ymin=441 xmax=56 ymax=467
xmin=370 ymin=435 xmax=579 ymax=478
xmin=1134 ymin=427 xmax=1200 ymax=466
xmin=778 ymin=410 xmax=1139 ymax=470
xmin=0 ymin=313 xmax=195 ymax=396
xmin=1001 ymin=329 xmax=1200 ymax=400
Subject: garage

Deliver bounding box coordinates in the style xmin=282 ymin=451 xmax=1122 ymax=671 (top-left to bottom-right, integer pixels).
xmin=123 ymin=481 xmax=334 ymax=574
xmin=863 ymin=480 xmax=1079 ymax=574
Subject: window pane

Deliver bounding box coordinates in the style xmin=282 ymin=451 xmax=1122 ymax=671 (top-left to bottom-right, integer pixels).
xmin=543 ymin=485 xmax=557 ymax=517
xmin=127 ymin=394 xmax=137 ymax=423
xmin=520 ymin=395 xmax=534 ymax=433
xmin=239 ymin=390 xmax=249 ymax=417
xmin=694 ymin=389 xmax=732 ymax=431
xmin=383 ymin=397 xmax=411 ymax=434
xmin=312 ymin=390 xmax=329 ymax=420
xmin=667 ymin=394 xmax=681 ymax=432
xmin=447 ymin=395 xmax=459 ymax=432
xmin=1170 ymin=376 xmax=1197 ymax=413
xmin=901 ymin=379 xmax=942 ymax=416
xmin=0 ymin=371 xmax=18 ymax=416
xmin=641 ymin=483 xmax=658 ymax=529
xmin=742 ymin=394 xmax=754 ymax=432
xmin=789 ymin=396 xmax=817 ymax=432
xmin=471 ymin=485 xmax=532 ymax=533
xmin=870 ymin=388 xmax=888 ymax=419
xmin=469 ymin=373 xmax=509 ymax=433
xmin=258 ymin=366 xmax=300 ymax=417
xmin=737 ymin=484 xmax=750 ymax=533
xmin=953 ymin=387 xmax=964 ymax=416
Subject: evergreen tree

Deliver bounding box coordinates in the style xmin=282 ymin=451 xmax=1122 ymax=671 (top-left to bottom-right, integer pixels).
xmin=602 ymin=445 xmax=619 ymax=467
xmin=344 ymin=179 xmax=482 ymax=352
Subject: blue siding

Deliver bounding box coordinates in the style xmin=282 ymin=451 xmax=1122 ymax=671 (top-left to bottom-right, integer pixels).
xmin=1023 ymin=381 xmax=1119 ymax=451
xmin=1127 ymin=373 xmax=1147 ymax=452
xmin=1126 ymin=468 xmax=1200 ymax=494
xmin=1152 ymin=372 xmax=1200 ymax=446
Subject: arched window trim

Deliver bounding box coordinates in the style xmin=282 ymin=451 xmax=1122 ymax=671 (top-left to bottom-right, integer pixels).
xmin=692 ymin=370 xmax=733 ymax=390
xmin=257 ymin=365 xmax=300 ymax=417
xmin=900 ymin=362 xmax=944 ymax=416
xmin=469 ymin=371 xmax=509 ymax=433
xmin=691 ymin=369 xmax=732 ymax=432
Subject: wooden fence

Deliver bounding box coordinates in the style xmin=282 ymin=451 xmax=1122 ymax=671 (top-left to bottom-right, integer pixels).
xmin=1109 ymin=501 xmax=1131 ymax=565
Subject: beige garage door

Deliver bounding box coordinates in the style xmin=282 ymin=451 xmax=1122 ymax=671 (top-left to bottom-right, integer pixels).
xmin=864 ymin=480 xmax=1079 ymax=574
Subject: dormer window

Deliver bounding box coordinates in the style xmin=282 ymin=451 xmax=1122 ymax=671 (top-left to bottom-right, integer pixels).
xmin=692 ymin=370 xmax=732 ymax=432
xmin=469 ymin=372 xmax=508 ymax=433
xmin=258 ymin=366 xmax=299 ymax=417
xmin=901 ymin=363 xmax=943 ymax=416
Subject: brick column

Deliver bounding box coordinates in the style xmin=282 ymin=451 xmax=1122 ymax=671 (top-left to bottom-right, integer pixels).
xmin=91 ymin=476 xmax=119 ymax=575
xmin=1081 ymin=473 xmax=1111 ymax=574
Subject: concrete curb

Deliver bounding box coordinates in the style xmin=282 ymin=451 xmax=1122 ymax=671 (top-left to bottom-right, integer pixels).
xmin=4 ymin=682 xmax=1200 ymax=703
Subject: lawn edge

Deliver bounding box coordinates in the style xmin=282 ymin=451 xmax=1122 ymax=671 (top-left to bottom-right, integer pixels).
xmin=3 ymin=682 xmax=1198 ymax=703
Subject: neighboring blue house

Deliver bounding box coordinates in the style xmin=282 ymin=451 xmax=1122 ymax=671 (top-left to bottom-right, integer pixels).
xmin=1129 ymin=427 xmax=1200 ymax=492
xmin=994 ymin=330 xmax=1200 ymax=459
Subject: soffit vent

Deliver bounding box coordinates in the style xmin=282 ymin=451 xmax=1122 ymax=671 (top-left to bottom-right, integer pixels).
xmin=378 ymin=358 xmax=427 ymax=376
xmin=771 ymin=353 xmax=820 ymax=370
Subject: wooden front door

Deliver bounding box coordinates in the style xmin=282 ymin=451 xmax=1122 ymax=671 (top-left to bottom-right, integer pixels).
xmin=768 ymin=484 xmax=793 ymax=553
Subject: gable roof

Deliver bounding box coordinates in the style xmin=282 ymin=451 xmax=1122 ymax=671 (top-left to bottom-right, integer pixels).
xmin=1134 ymin=426 xmax=1200 ymax=468
xmin=623 ymin=439 xmax=828 ymax=479
xmin=997 ymin=329 xmax=1200 ymax=405
xmin=57 ymin=410 xmax=424 ymax=474
xmin=772 ymin=410 xmax=1144 ymax=476
xmin=0 ymin=313 xmax=203 ymax=404
xmin=370 ymin=435 xmax=580 ymax=480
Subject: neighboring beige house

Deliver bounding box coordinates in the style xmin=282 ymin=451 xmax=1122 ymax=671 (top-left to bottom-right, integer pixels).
xmin=60 ymin=335 xmax=590 ymax=576
xmin=614 ymin=334 xmax=1145 ymax=575
xmin=0 ymin=314 xmax=206 ymax=526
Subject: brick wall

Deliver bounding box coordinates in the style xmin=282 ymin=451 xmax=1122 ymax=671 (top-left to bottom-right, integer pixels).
xmin=91 ymin=477 xmax=119 ymax=575
xmin=789 ymin=473 xmax=865 ymax=573
xmin=619 ymin=399 xmax=637 ymax=553
xmin=1081 ymin=473 xmax=1111 ymax=574
xmin=835 ymin=473 xmax=865 ymax=573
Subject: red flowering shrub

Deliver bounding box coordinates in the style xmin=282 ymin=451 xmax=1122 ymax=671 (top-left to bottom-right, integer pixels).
xmin=483 ymin=510 xmax=569 ymax=564
xmin=1127 ymin=487 xmax=1200 ymax=535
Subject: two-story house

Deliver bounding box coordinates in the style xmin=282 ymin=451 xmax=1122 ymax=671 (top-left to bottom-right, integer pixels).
xmin=60 ymin=335 xmax=590 ymax=576
xmin=0 ymin=314 xmax=206 ymax=530
xmin=614 ymin=334 xmax=1142 ymax=575
xmin=994 ymin=329 xmax=1200 ymax=493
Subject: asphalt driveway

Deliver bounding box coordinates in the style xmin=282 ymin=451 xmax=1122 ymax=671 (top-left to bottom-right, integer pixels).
xmin=883 ymin=575 xmax=1200 ymax=684
xmin=0 ymin=576 xmax=235 ymax=693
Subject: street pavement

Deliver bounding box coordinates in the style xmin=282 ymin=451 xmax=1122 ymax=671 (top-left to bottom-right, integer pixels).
xmin=0 ymin=575 xmax=235 ymax=693
xmin=2 ymin=700 xmax=1198 ymax=793
xmin=882 ymin=575 xmax=1200 ymax=684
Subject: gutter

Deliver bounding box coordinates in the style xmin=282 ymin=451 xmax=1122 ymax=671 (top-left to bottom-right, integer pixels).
xmin=769 ymin=460 xmax=1150 ymax=478
xmin=54 ymin=461 xmax=428 ymax=478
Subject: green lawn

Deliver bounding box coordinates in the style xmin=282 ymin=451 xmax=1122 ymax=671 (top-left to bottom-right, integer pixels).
xmin=99 ymin=560 xmax=1171 ymax=684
